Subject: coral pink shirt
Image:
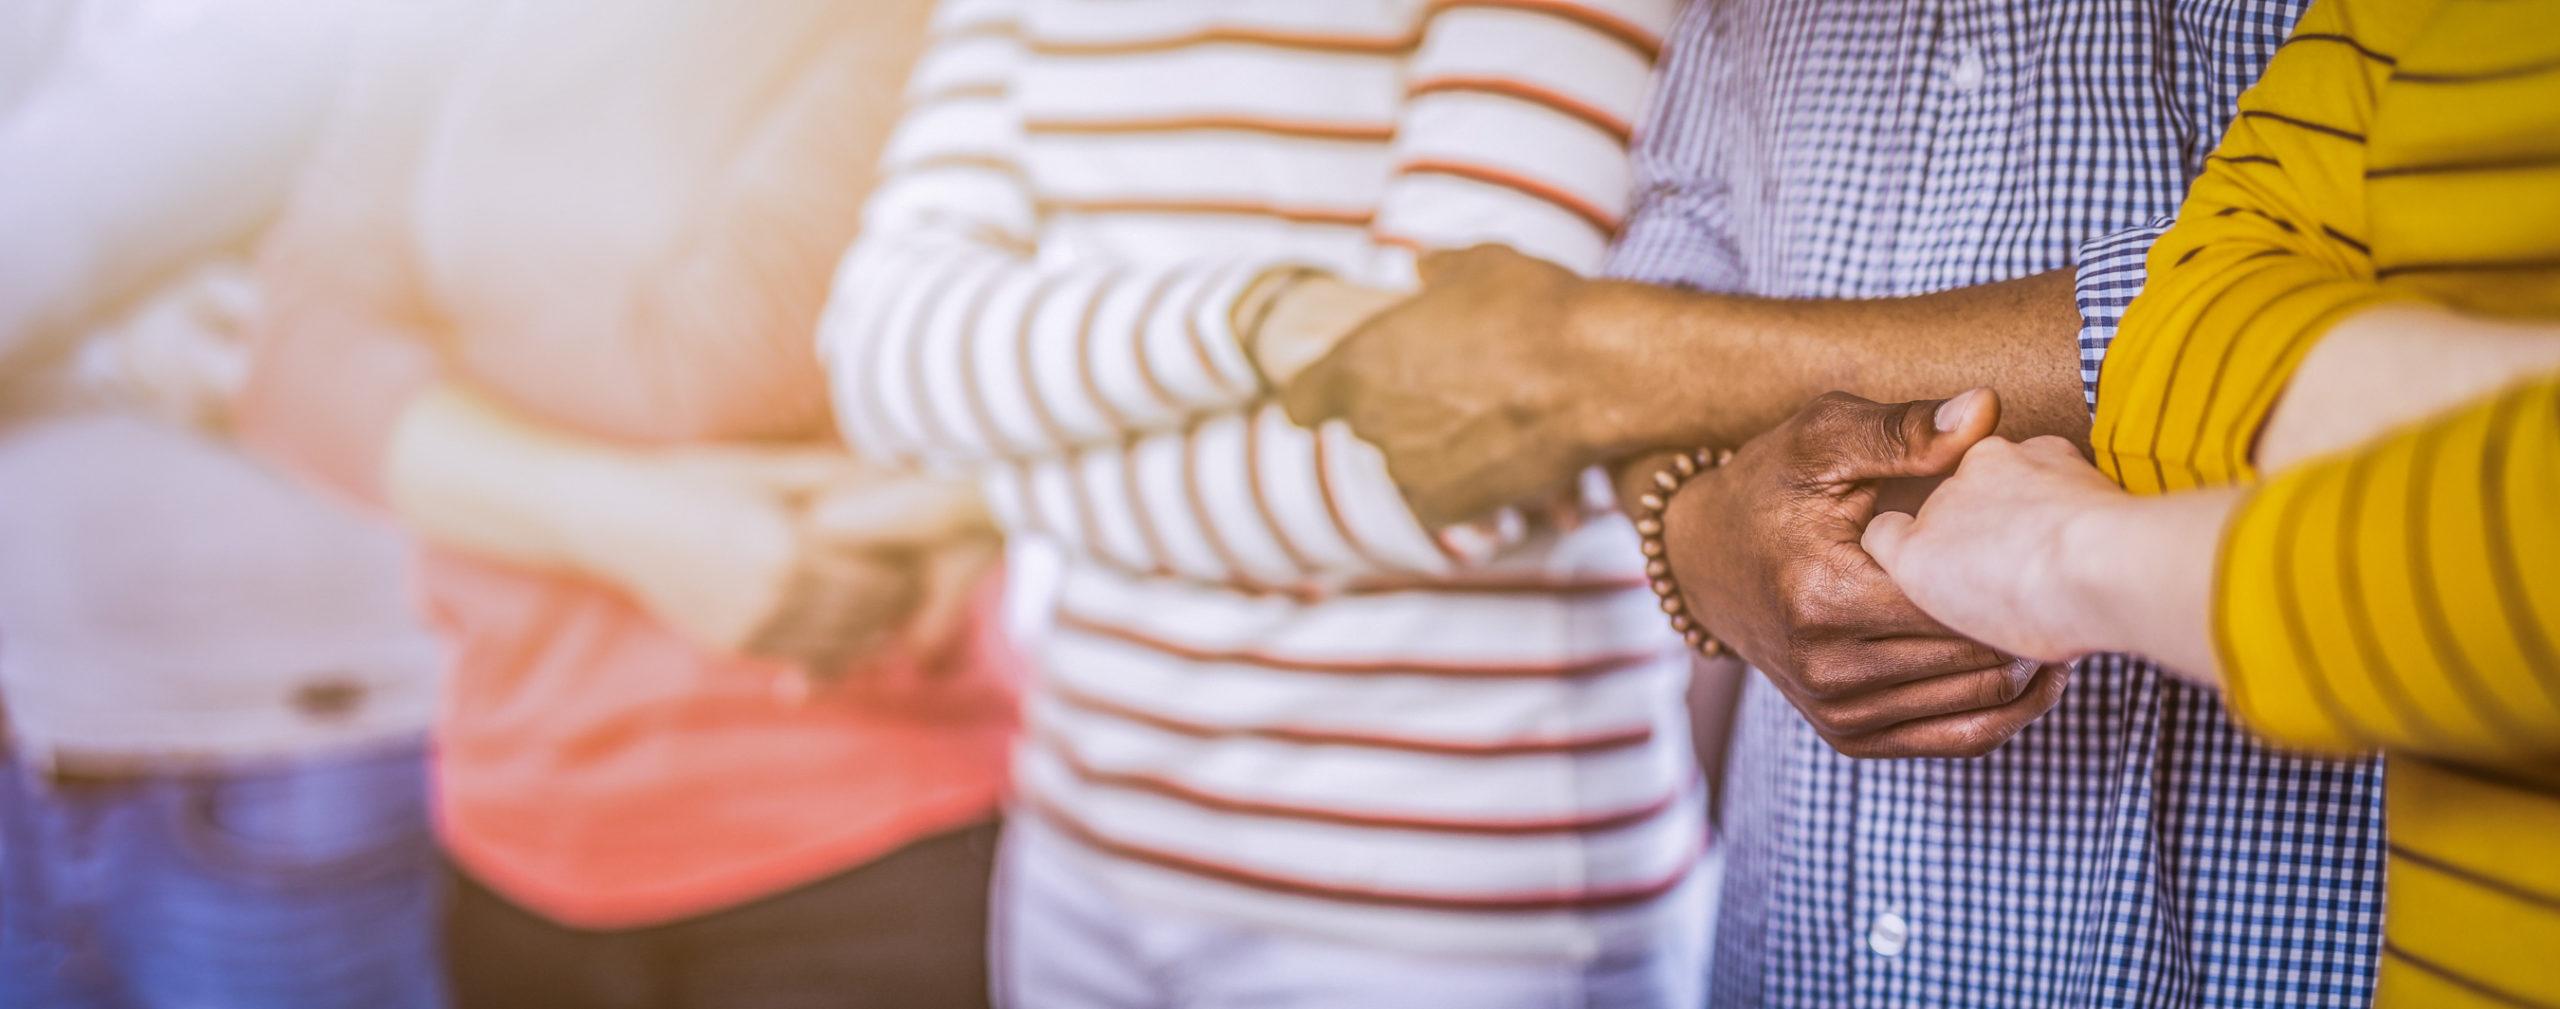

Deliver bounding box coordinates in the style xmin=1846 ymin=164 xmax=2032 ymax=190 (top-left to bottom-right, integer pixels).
xmin=240 ymin=0 xmax=1012 ymax=927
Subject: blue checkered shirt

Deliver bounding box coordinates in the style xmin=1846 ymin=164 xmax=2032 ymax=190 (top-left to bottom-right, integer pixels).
xmin=1607 ymin=2 xmax=2388 ymax=1006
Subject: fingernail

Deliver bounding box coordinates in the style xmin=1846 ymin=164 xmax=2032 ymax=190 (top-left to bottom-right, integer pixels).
xmin=1935 ymin=389 xmax=1983 ymax=432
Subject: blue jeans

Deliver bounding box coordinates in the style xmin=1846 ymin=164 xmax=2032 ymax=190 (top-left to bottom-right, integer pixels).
xmin=0 ymin=743 xmax=445 ymax=1009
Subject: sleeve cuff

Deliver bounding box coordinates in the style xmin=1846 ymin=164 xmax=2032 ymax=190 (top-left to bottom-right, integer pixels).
xmin=2073 ymin=217 xmax=2175 ymax=415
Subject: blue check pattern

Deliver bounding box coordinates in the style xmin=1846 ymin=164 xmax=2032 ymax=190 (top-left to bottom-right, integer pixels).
xmin=1608 ymin=2 xmax=2387 ymax=1007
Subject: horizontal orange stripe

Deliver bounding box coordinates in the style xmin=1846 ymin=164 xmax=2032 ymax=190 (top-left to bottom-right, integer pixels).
xmin=1027 ymin=113 xmax=1397 ymax=142
xmin=1057 ymin=607 xmax=1662 ymax=679
xmin=1036 ymin=729 xmax=1687 ymax=835
xmin=1031 ymin=25 xmax=1413 ymax=58
xmin=1046 ymin=196 xmax=1377 ymax=227
xmin=1395 ymin=157 xmax=1620 ymax=235
xmin=1025 ymin=797 xmax=1700 ymax=912
xmin=1021 ymin=0 xmax=1662 ymax=64
xmin=1426 ymin=0 xmax=1665 ymax=63
xmin=1408 ymin=74 xmax=1635 ymax=144
xmin=1044 ymin=677 xmax=1656 ymax=757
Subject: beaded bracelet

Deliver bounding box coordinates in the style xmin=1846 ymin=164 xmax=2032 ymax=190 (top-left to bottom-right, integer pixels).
xmin=1633 ymin=446 xmax=1735 ymax=659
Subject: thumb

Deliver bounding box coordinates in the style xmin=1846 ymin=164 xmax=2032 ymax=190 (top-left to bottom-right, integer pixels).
xmin=1817 ymin=387 xmax=2000 ymax=484
xmin=1860 ymin=509 xmax=1916 ymax=577
xmin=1279 ymin=340 xmax=1352 ymax=425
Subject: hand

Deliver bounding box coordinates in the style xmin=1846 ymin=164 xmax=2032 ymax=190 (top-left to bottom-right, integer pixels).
xmin=569 ymin=445 xmax=924 ymax=673
xmin=803 ymin=475 xmax=1002 ymax=668
xmin=1863 ymin=435 xmax=2186 ymax=667
xmin=1658 ymin=389 xmax=2070 ymax=758
xmin=1281 ymin=245 xmax=1646 ymax=526
xmin=1246 ymin=274 xmax=1408 ymax=387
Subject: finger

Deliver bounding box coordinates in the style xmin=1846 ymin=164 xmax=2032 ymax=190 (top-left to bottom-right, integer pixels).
xmin=803 ymin=479 xmax=991 ymax=548
xmin=1789 ymin=630 xmax=2008 ymax=699
xmin=746 ymin=551 xmax=921 ymax=675
xmin=1807 ymin=657 xmax=2041 ymax=736
xmin=1804 ymin=387 xmax=2001 ymax=485
xmin=899 ymin=541 xmax=1000 ymax=671
xmin=1830 ymin=660 xmax=2070 ymax=759
xmin=1861 ymin=509 xmax=1916 ymax=575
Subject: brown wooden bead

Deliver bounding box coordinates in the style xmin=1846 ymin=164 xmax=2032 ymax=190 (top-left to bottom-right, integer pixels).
xmin=1636 ymin=492 xmax=1665 ymax=512
xmin=1659 ymin=595 xmax=1683 ymax=615
xmin=1635 ymin=517 xmax=1663 ymax=536
xmin=1646 ymin=559 xmax=1669 ymax=578
xmin=1641 ymin=538 xmax=1665 ymax=558
xmin=1672 ymin=454 xmax=1698 ymax=476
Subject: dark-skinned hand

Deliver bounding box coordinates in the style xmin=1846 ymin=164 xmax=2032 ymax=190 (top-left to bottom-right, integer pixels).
xmin=1281 ymin=245 xmax=1654 ymax=527
xmin=1645 ymin=388 xmax=2070 ymax=758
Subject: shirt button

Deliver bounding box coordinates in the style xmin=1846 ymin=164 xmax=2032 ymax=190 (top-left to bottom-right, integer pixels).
xmin=1950 ymin=47 xmax=1988 ymax=92
xmin=1869 ymin=910 xmax=1912 ymax=958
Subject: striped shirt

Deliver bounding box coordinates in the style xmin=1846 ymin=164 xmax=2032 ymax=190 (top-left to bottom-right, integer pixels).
xmin=817 ymin=0 xmax=1697 ymax=957
xmin=2094 ymin=1 xmax=2560 ymax=1004
xmin=1608 ymin=1 xmax=2389 ymax=1006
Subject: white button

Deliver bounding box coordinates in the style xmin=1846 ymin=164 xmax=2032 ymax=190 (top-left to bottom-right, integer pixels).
xmin=1868 ymin=910 xmax=1911 ymax=958
xmin=1950 ymin=47 xmax=1988 ymax=92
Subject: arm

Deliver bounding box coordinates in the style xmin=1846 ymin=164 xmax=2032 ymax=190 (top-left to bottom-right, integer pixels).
xmin=1283 ymin=242 xmax=2090 ymax=526
xmin=1870 ymin=370 xmax=2560 ymax=767
xmin=817 ymin=0 xmax=1299 ymax=469
xmin=834 ymin=0 xmax=1673 ymax=586
xmin=2088 ymin=0 xmax=2429 ymax=493
xmin=240 ymin=9 xmax=952 ymax=671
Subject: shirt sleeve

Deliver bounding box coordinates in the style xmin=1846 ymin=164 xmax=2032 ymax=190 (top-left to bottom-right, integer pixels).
xmin=2089 ymin=0 xmax=2433 ymax=495
xmin=2071 ymin=217 xmax=2173 ymax=414
xmin=816 ymin=0 xmax=1295 ymax=469
xmin=828 ymin=0 xmax=1669 ymax=586
xmin=233 ymin=6 xmax=481 ymax=506
xmin=2216 ymin=373 xmax=2560 ymax=765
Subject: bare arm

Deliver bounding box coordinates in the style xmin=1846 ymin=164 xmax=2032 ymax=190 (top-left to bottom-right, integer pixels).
xmin=1574 ymin=267 xmax=2091 ymax=453
xmin=1279 ymin=247 xmax=2087 ymax=525
xmin=2257 ymin=304 xmax=2560 ymax=471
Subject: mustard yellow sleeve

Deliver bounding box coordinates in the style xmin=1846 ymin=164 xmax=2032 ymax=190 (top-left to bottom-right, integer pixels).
xmin=2216 ymin=374 xmax=2560 ymax=764
xmin=2091 ymin=0 xmax=2435 ymax=494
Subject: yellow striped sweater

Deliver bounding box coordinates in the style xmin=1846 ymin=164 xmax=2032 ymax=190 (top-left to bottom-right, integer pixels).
xmin=2092 ymin=0 xmax=2560 ymax=1005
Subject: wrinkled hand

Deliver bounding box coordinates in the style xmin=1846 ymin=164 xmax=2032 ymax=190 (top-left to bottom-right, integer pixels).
xmin=577 ymin=446 xmax=927 ymax=674
xmin=1281 ymin=245 xmax=1643 ymax=526
xmin=1657 ymin=389 xmax=2070 ymax=758
xmin=1862 ymin=435 xmax=2130 ymax=665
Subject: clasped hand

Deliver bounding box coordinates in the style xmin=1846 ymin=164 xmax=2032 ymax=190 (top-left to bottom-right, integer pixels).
xmin=576 ymin=445 xmax=997 ymax=680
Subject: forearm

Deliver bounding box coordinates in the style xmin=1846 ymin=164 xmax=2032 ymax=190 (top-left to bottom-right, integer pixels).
xmin=381 ymin=385 xmax=639 ymax=577
xmin=2059 ymin=487 xmax=2244 ymax=684
xmin=1573 ymin=268 xmax=2090 ymax=458
xmin=2256 ymin=303 xmax=2560 ymax=473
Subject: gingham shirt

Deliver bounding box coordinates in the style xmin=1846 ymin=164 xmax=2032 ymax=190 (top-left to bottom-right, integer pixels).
xmin=1606 ymin=2 xmax=2389 ymax=1006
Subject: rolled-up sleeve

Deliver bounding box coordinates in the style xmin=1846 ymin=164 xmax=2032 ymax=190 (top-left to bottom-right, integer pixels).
xmin=2071 ymin=217 xmax=2172 ymax=415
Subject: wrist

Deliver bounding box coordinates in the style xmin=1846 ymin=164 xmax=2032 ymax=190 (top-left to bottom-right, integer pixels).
xmin=2055 ymin=494 xmax=2189 ymax=658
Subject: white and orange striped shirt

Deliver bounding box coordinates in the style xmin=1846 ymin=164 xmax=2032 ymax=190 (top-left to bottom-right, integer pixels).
xmin=818 ymin=0 xmax=1694 ymax=957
